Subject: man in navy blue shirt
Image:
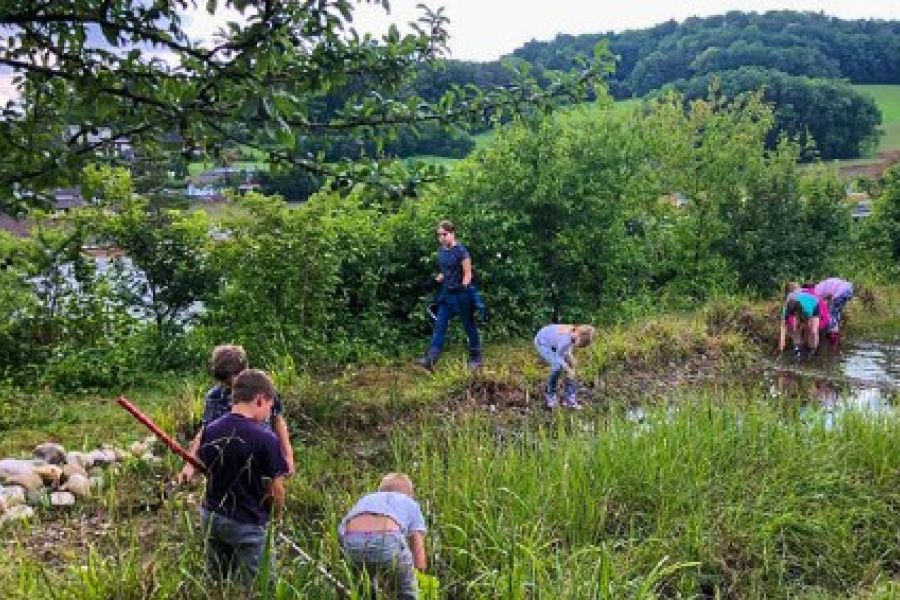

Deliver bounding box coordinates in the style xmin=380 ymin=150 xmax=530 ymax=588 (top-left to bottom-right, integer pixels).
xmin=415 ymin=220 xmax=482 ymax=370
xmin=196 ymin=369 xmax=288 ymax=587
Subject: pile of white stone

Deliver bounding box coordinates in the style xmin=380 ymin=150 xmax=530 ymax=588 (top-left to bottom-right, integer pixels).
xmin=0 ymin=438 xmax=159 ymax=526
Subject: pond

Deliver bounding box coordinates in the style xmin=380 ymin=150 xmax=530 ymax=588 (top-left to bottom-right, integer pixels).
xmin=625 ymin=341 xmax=898 ymax=428
xmin=772 ymin=341 xmax=898 ymax=428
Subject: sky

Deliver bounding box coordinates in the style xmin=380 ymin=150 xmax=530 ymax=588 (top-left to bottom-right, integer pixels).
xmin=1 ymin=1 xmax=898 ymax=102
xmin=345 ymin=0 xmax=899 ymax=61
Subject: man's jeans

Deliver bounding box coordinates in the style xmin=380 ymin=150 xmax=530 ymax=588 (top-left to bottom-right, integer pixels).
xmin=201 ymin=509 xmax=271 ymax=587
xmin=341 ymin=531 xmax=417 ymax=600
xmin=828 ymin=289 xmax=854 ymax=332
xmin=430 ymin=290 xmax=481 ymax=358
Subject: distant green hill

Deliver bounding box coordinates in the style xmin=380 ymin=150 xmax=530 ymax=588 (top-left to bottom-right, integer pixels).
xmin=512 ymin=11 xmax=900 ymax=98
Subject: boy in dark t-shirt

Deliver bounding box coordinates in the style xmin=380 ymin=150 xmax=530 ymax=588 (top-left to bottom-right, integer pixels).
xmin=195 ymin=369 xmax=288 ymax=587
xmin=179 ymin=345 xmax=294 ymax=483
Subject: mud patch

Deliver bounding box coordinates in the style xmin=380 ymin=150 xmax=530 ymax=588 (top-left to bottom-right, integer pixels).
xmin=454 ymin=379 xmax=532 ymax=412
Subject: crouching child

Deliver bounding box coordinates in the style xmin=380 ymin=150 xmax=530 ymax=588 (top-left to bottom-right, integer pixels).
xmin=196 ymin=369 xmax=289 ymax=588
xmin=339 ymin=473 xmax=427 ymax=600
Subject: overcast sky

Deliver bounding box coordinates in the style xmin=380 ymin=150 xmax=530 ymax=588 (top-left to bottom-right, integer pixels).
xmin=1 ymin=1 xmax=897 ymax=102
xmin=345 ymin=0 xmax=899 ymax=61
xmin=178 ymin=1 xmax=900 ymax=62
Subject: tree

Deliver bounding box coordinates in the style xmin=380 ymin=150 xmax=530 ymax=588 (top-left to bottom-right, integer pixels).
xmin=0 ymin=0 xmax=610 ymax=213
xmin=81 ymin=165 xmax=217 ymax=338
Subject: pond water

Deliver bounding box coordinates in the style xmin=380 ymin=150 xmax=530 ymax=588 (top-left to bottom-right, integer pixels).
xmin=772 ymin=341 xmax=898 ymax=428
xmin=625 ymin=341 xmax=898 ymax=428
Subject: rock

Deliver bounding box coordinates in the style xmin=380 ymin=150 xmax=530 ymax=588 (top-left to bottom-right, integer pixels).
xmin=129 ymin=440 xmax=149 ymax=456
xmin=1 ymin=470 xmax=44 ymax=492
xmin=50 ymin=491 xmax=76 ymax=507
xmin=101 ymin=444 xmax=127 ymax=461
xmin=1 ymin=485 xmax=26 ymax=508
xmin=1 ymin=458 xmax=43 ymax=476
xmin=62 ymin=463 xmax=87 ymax=481
xmin=33 ymin=442 xmax=66 ymax=465
xmin=140 ymin=452 xmax=162 ymax=465
xmin=66 ymin=451 xmax=92 ymax=470
xmin=0 ymin=504 xmax=34 ymax=525
xmin=32 ymin=464 xmax=62 ymax=487
xmin=61 ymin=474 xmax=91 ymax=498
xmin=26 ymin=488 xmax=49 ymax=507
xmin=87 ymin=449 xmax=117 ymax=467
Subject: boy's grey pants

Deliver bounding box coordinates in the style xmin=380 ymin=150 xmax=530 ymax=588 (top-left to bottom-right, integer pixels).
xmin=201 ymin=508 xmax=272 ymax=587
xmin=341 ymin=531 xmax=418 ymax=599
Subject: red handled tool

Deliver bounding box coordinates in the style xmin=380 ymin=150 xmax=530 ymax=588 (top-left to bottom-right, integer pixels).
xmin=116 ymin=396 xmax=206 ymax=473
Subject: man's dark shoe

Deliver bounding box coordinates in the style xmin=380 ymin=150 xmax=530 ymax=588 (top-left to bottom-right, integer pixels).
xmin=467 ymin=358 xmax=483 ymax=370
xmin=414 ymin=355 xmax=435 ymax=371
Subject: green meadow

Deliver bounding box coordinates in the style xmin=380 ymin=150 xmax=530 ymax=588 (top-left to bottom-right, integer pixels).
xmin=853 ymin=84 xmax=900 ymax=154
xmin=2 ymin=291 xmax=899 ymax=599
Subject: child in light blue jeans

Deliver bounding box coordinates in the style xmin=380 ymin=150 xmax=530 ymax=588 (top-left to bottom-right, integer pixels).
xmin=534 ymin=324 xmax=596 ymax=410
xmin=339 ymin=473 xmax=428 ymax=600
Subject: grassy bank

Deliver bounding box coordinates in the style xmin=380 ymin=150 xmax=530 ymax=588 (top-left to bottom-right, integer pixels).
xmin=3 ymin=398 xmax=899 ymax=598
xmin=1 ymin=290 xmax=898 ymax=598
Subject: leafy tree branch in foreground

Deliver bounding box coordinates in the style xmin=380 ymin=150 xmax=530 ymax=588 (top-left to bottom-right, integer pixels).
xmin=0 ymin=0 xmax=613 ymax=212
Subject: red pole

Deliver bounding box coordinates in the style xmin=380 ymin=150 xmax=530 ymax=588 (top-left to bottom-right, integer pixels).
xmin=116 ymin=396 xmax=206 ymax=473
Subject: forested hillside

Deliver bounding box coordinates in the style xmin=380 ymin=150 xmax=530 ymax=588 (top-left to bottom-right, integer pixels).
xmin=511 ymin=10 xmax=900 ymax=96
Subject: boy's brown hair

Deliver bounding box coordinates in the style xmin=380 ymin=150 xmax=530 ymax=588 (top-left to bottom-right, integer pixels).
xmin=378 ymin=472 xmax=414 ymax=497
xmin=437 ymin=220 xmax=455 ymax=233
xmin=210 ymin=344 xmax=248 ymax=383
xmin=231 ymin=369 xmax=276 ymax=404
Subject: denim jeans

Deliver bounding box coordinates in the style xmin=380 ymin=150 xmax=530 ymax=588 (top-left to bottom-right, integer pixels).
xmin=535 ymin=339 xmax=576 ymax=399
xmin=341 ymin=531 xmax=417 ymax=600
xmin=430 ymin=290 xmax=481 ymax=358
xmin=201 ymin=509 xmax=271 ymax=588
xmin=828 ymin=289 xmax=854 ymax=332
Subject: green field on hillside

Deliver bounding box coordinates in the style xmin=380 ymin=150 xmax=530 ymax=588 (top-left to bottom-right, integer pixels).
xmin=853 ymin=84 xmax=900 ymax=154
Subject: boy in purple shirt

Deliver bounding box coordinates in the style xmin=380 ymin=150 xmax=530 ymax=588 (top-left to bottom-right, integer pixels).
xmin=195 ymin=369 xmax=289 ymax=587
xmin=179 ymin=345 xmax=295 ymax=483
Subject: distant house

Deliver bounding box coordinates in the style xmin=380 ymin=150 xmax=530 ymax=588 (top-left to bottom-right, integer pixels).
xmin=186 ymin=166 xmax=259 ymax=199
xmin=65 ymin=126 xmax=133 ymax=160
xmin=845 ymin=191 xmax=872 ymax=220
xmin=53 ymin=187 xmax=85 ymax=212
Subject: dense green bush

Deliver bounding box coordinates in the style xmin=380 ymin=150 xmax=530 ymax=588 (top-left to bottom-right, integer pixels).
xmin=1 ymin=94 xmax=896 ymax=390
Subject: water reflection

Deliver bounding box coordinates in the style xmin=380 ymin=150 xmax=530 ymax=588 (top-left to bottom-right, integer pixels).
xmin=841 ymin=342 xmax=900 ymax=387
xmin=774 ymin=341 xmax=898 ymax=429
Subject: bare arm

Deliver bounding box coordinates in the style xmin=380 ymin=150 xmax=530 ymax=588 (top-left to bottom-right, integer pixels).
xmin=273 ymin=415 xmax=295 ymax=476
xmin=563 ymin=350 xmax=577 ymax=378
xmin=268 ymin=476 xmax=286 ymax=520
xmin=409 ymin=531 xmax=427 ymax=571
xmin=461 ymin=257 xmax=472 ymax=287
xmin=177 ymin=430 xmax=203 ymax=483
xmin=808 ymin=317 xmax=820 ymax=349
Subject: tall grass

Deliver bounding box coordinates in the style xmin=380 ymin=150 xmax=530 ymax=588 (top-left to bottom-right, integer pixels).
xmin=4 ymin=392 xmax=898 ymax=598
xmin=398 ymin=394 xmax=900 ymax=598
